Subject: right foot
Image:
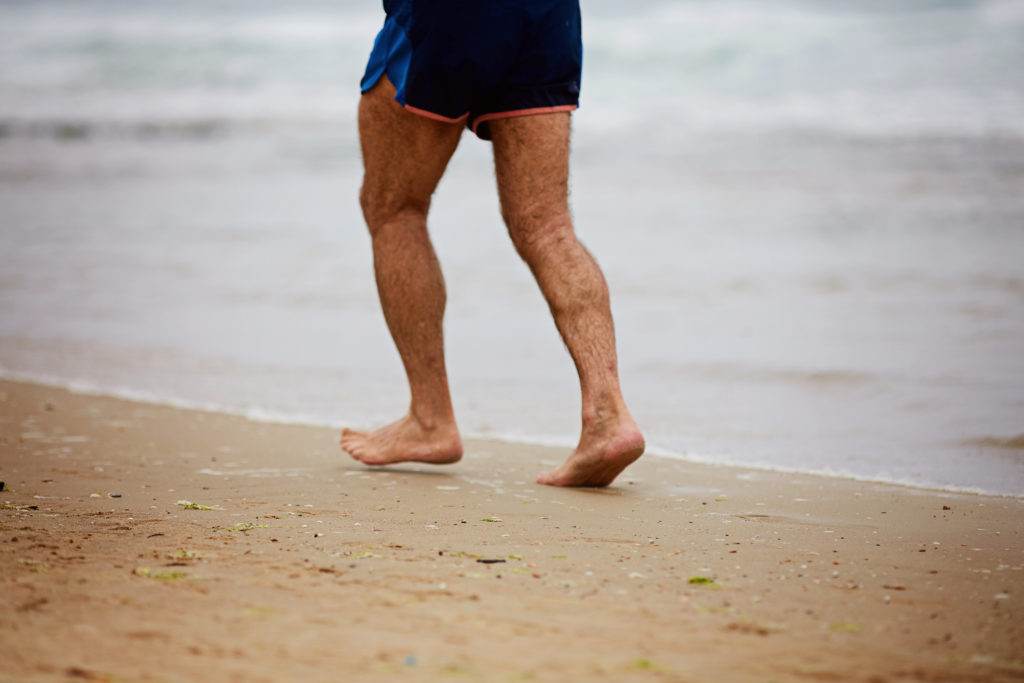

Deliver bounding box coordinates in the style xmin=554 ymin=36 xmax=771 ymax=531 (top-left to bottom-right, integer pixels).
xmin=537 ymin=416 xmax=645 ymax=487
xmin=340 ymin=413 xmax=462 ymax=467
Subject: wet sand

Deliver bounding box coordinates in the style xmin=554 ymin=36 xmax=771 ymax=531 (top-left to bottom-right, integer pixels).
xmin=1 ymin=379 xmax=1022 ymax=682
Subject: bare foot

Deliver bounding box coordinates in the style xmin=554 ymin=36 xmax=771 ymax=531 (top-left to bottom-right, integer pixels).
xmin=537 ymin=417 xmax=645 ymax=487
xmin=340 ymin=414 xmax=462 ymax=467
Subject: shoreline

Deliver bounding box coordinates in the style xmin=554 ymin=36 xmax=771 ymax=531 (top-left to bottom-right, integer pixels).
xmin=2 ymin=378 xmax=1022 ymax=681
xmin=2 ymin=372 xmax=1017 ymax=500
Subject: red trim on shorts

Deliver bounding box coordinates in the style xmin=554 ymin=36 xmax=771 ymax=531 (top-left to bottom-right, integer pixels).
xmin=403 ymin=104 xmax=470 ymax=124
xmin=471 ymin=104 xmax=578 ymax=135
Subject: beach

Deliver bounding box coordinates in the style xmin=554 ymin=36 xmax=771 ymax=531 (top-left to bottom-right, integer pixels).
xmin=2 ymin=2 xmax=1024 ymax=679
xmin=2 ymin=379 xmax=1021 ymax=681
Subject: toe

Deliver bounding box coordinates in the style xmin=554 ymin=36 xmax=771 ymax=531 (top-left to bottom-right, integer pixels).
xmin=537 ymin=468 xmax=567 ymax=486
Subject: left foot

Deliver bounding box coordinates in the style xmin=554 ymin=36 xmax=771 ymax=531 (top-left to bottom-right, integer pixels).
xmin=537 ymin=416 xmax=645 ymax=487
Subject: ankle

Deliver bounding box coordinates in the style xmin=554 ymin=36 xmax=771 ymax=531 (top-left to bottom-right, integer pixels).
xmin=409 ymin=405 xmax=456 ymax=434
xmin=581 ymin=403 xmax=633 ymax=434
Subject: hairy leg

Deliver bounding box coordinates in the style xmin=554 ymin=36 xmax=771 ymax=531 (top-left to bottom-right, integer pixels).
xmin=340 ymin=77 xmax=465 ymax=467
xmin=489 ymin=113 xmax=645 ymax=486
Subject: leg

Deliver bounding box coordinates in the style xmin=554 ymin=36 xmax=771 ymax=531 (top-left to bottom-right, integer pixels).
xmin=489 ymin=113 xmax=645 ymax=486
xmin=340 ymin=76 xmax=464 ymax=466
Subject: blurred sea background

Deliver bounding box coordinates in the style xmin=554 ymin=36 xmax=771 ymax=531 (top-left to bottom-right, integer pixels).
xmin=1 ymin=0 xmax=1023 ymax=495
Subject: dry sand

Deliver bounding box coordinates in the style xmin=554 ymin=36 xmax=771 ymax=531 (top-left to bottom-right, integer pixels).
xmin=1 ymin=379 xmax=1022 ymax=682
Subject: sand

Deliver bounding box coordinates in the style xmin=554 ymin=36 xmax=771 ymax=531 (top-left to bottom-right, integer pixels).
xmin=1 ymin=379 xmax=1022 ymax=682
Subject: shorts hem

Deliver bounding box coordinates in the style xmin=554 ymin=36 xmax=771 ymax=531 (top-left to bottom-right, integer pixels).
xmin=471 ymin=104 xmax=578 ymax=136
xmin=404 ymin=104 xmax=470 ymax=124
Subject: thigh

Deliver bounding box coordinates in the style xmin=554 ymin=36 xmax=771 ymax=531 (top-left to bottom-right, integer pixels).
xmin=489 ymin=112 xmax=572 ymax=230
xmin=359 ymin=76 xmax=464 ymax=227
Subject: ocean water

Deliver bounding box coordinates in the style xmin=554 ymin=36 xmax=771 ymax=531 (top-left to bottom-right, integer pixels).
xmin=2 ymin=0 xmax=1023 ymax=496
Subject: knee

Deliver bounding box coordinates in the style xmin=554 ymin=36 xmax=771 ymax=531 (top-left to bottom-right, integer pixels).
xmin=360 ymin=184 xmax=429 ymax=239
xmin=504 ymin=208 xmax=575 ymax=263
xmin=358 ymin=184 xmax=372 ymax=222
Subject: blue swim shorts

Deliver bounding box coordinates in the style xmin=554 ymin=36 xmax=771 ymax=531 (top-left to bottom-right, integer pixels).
xmin=360 ymin=0 xmax=582 ymax=140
